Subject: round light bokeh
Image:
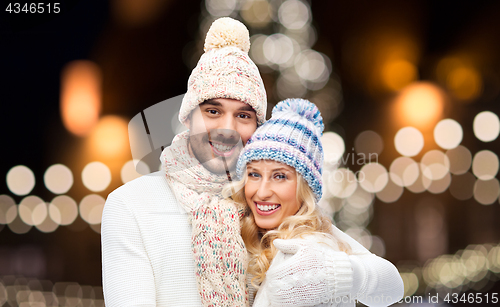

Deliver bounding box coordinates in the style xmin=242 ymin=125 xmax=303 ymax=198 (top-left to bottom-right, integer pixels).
xmin=79 ymin=194 xmax=105 ymax=225
xmin=358 ymin=163 xmax=389 ymax=193
xmin=346 ymin=186 xmax=374 ymax=211
xmin=473 ymin=178 xmax=500 ymax=205
xmin=328 ymin=168 xmax=357 ymax=198
xmin=420 ymin=150 xmax=450 ymax=180
xmin=389 ymin=157 xmax=419 ymax=187
xmin=322 ymin=132 xmax=345 ymax=165
xmin=473 ymin=111 xmax=500 ymax=142
xmin=6 ymin=165 xmax=35 ymax=196
xmin=0 ymin=194 xmax=17 ymax=224
xmin=121 ymin=160 xmax=150 ymax=184
xmin=446 ymin=145 xmax=472 ymax=175
xmin=249 ymin=34 xmax=269 ymax=66
xmin=278 ymin=0 xmax=310 ymax=30
xmin=294 ymin=50 xmax=330 ymax=89
xmin=434 ymin=119 xmax=463 ymax=150
xmin=427 ymin=172 xmax=451 ymax=194
xmin=44 ymin=164 xmax=74 ymax=194
xmin=472 ymin=150 xmax=499 ymax=180
xmin=394 ymin=127 xmax=424 ymax=157
xmin=406 ymin=163 xmax=432 ymax=193
xmin=19 ymin=196 xmax=46 ymax=226
xmin=36 ymin=212 xmax=59 ymax=233
xmin=376 ymin=179 xmax=404 ymax=203
xmin=82 ymin=162 xmax=112 ymax=192
xmin=49 ymin=195 xmax=78 ymax=225
xmin=354 ymin=130 xmax=384 ymax=156
xmin=205 ymin=0 xmax=237 ymax=17
xmin=263 ymin=34 xmax=295 ymax=66
xmin=449 ymin=173 xmax=475 ymax=200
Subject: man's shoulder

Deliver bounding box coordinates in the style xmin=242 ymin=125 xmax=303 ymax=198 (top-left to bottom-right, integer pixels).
xmin=107 ymin=171 xmax=179 ymax=212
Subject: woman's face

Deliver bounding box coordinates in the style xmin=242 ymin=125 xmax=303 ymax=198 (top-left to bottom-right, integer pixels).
xmin=244 ymin=160 xmax=301 ymax=230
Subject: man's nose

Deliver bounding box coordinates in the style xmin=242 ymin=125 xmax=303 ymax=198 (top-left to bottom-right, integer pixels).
xmin=214 ymin=115 xmax=239 ymax=139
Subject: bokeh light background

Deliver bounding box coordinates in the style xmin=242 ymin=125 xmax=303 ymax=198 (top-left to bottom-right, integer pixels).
xmin=2 ymin=0 xmax=500 ymax=306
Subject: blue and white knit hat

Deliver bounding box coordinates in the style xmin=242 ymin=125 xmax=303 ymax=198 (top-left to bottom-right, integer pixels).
xmin=236 ymin=98 xmax=325 ymax=202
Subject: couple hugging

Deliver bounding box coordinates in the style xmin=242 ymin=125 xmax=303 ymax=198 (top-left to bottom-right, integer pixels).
xmin=101 ymin=17 xmax=404 ymax=307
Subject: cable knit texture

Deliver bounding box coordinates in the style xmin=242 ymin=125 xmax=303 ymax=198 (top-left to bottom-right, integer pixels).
xmin=161 ymin=130 xmax=248 ymax=307
xmin=179 ymin=17 xmax=267 ymax=126
xmin=252 ymin=228 xmax=404 ymax=307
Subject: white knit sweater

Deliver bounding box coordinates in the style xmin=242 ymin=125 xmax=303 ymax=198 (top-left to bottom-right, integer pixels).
xmin=101 ymin=171 xmax=403 ymax=307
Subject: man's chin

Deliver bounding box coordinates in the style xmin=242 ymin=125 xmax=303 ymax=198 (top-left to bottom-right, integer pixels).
xmin=201 ymin=156 xmax=238 ymax=175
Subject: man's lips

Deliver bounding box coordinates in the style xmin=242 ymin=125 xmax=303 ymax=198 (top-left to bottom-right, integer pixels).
xmin=209 ymin=141 xmax=237 ymax=157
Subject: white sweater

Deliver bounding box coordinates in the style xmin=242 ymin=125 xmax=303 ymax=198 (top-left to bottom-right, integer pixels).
xmin=101 ymin=171 xmax=404 ymax=307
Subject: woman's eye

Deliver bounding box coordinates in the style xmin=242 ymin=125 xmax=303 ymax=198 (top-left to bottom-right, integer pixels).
xmin=248 ymin=172 xmax=260 ymax=178
xmin=274 ymin=173 xmax=286 ymax=180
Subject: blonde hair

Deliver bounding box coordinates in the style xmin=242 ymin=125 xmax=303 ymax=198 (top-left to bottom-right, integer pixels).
xmin=223 ymin=169 xmax=351 ymax=288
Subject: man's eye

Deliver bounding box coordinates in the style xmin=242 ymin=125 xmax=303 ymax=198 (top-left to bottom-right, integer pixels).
xmin=206 ymin=109 xmax=219 ymax=115
xmin=238 ymin=113 xmax=251 ymax=119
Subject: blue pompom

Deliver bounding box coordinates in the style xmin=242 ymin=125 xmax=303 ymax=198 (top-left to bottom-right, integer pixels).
xmin=272 ymin=98 xmax=324 ymax=135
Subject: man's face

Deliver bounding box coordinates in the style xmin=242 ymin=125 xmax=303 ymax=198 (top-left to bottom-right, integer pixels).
xmin=186 ymin=98 xmax=258 ymax=175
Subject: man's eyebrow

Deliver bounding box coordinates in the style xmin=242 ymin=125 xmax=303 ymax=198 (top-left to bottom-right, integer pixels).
xmin=200 ymin=100 xmax=222 ymax=107
xmin=238 ymin=104 xmax=255 ymax=112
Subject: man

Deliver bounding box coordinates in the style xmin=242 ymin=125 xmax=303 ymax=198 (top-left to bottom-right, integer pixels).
xmin=102 ymin=17 xmax=403 ymax=307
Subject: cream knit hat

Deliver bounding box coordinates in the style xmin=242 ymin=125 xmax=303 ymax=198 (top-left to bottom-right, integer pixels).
xmin=179 ymin=17 xmax=267 ymax=126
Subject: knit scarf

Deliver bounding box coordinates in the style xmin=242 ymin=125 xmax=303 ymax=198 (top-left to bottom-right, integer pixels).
xmin=161 ymin=130 xmax=248 ymax=307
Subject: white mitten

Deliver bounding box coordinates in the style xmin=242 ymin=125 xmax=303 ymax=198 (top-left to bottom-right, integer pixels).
xmin=264 ymin=238 xmax=353 ymax=307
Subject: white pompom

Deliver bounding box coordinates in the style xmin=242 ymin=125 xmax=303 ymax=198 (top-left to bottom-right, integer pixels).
xmin=204 ymin=17 xmax=250 ymax=53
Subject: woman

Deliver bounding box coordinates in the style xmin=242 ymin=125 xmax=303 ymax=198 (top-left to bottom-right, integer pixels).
xmin=224 ymin=98 xmax=404 ymax=306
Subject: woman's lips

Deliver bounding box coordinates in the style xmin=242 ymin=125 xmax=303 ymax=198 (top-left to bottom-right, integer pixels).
xmin=254 ymin=201 xmax=281 ymax=216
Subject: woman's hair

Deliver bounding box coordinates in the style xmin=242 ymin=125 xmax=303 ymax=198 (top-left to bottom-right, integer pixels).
xmin=222 ymin=167 xmax=351 ymax=288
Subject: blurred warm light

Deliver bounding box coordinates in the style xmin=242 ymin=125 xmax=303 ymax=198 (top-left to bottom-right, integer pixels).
xmin=81 ymin=162 xmax=112 ymax=192
xmin=44 ymin=164 xmax=73 ymax=195
xmin=345 ymin=227 xmax=373 ymax=250
xmin=276 ymin=68 xmax=307 ymax=99
xmin=19 ymin=196 xmax=46 ymax=226
xmin=263 ymin=34 xmax=295 ymax=65
xmin=205 ymin=0 xmax=237 ymax=17
xmin=278 ymin=0 xmax=310 ymax=30
xmin=354 ymin=130 xmax=384 ymax=156
xmin=420 ymin=150 xmax=450 ymax=180
xmin=447 ymin=66 xmax=482 ymax=101
xmin=472 ymin=150 xmax=499 ymax=180
xmin=294 ymin=50 xmax=330 ymax=90
xmin=121 ymin=160 xmax=150 ymax=184
xmin=446 ymin=145 xmax=472 ymax=175
xmin=473 ymin=111 xmax=500 ymax=142
xmin=8 ymin=214 xmax=31 ymax=234
xmin=36 ymin=211 xmax=59 ymax=233
xmin=427 ymin=172 xmax=451 ymax=194
xmin=321 ymin=132 xmax=345 ymax=165
xmin=394 ymin=127 xmax=424 ymax=157
xmin=49 ymin=195 xmax=78 ymax=225
xmin=359 ymin=163 xmax=388 ymax=193
xmin=346 ymin=186 xmax=373 ymax=210
xmin=60 ymin=60 xmax=101 ymax=137
xmin=434 ymin=119 xmax=463 ymax=150
xmin=401 ymin=272 xmax=419 ymax=297
xmin=449 ymin=173 xmax=475 ymax=200
xmin=394 ymin=82 xmax=445 ymax=129
xmin=80 ymin=195 xmax=106 ymax=225
xmin=0 ymin=195 xmax=17 ymax=224
xmin=381 ymin=59 xmax=418 ymax=91
xmin=250 ymin=35 xmax=269 ymax=66
xmin=329 ymin=168 xmax=357 ymax=198
xmin=6 ymin=165 xmax=35 ymax=196
xmin=89 ymin=115 xmax=129 ymax=158
xmin=406 ymin=163 xmax=432 ymax=193
xmin=370 ymin=235 xmax=386 ymax=257
xmin=390 ymin=157 xmax=419 ymax=187
xmin=376 ymin=179 xmax=404 ymax=203
xmin=241 ymin=0 xmax=272 ymax=28
xmin=473 ymin=178 xmax=500 ymax=205
xmin=112 ymin=0 xmax=171 ymax=27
